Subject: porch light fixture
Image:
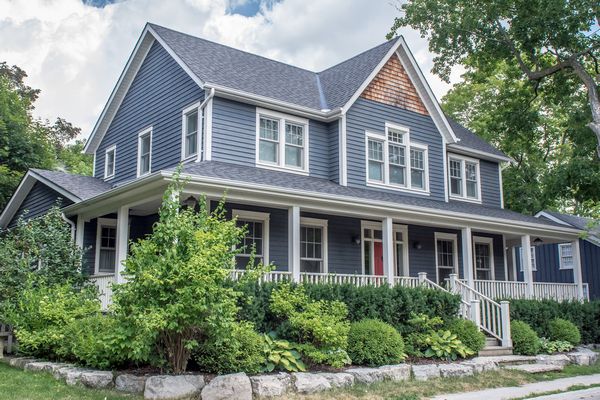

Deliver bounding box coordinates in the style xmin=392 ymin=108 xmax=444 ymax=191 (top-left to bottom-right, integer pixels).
xmin=182 ymin=195 xmax=198 ymax=210
xmin=351 ymin=235 xmax=361 ymax=245
xmin=413 ymin=241 xmax=422 ymax=250
xmin=533 ymin=237 xmax=544 ymax=246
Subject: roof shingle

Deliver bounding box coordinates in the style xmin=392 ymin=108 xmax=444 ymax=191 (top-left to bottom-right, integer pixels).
xmin=31 ymin=169 xmax=112 ymax=201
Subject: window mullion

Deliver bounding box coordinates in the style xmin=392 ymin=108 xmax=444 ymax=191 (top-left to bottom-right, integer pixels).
xmin=462 ymin=160 xmax=467 ymax=199
xmin=279 ymin=118 xmax=285 ymax=167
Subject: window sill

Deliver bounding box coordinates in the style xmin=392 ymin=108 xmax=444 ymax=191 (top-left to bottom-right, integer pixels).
xmin=181 ymin=155 xmax=198 ymax=163
xmin=559 ymin=266 xmax=574 ymax=270
xmin=103 ymin=175 xmax=115 ymax=181
xmin=366 ymin=181 xmax=430 ymax=196
xmin=256 ymin=163 xmax=309 ymax=176
xmin=449 ymin=195 xmax=482 ymax=204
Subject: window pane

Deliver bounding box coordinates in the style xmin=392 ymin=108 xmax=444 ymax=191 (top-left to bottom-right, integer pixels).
xmin=395 ymin=243 xmax=404 ymax=276
xmin=106 ymin=150 xmax=115 ymax=176
xmin=285 ymin=145 xmax=303 ymax=167
xmin=410 ymin=149 xmax=425 ymax=189
xmin=466 ymin=181 xmax=477 ymax=198
xmin=99 ymin=249 xmax=116 ymax=273
xmin=451 ymin=177 xmax=462 ymax=196
xmin=260 ymin=117 xmax=279 ymax=141
xmin=368 ymin=160 xmax=383 ymax=181
xmin=411 ymin=169 xmax=424 ymax=189
xmin=387 ymin=128 xmax=404 ymax=144
xmin=185 ymin=133 xmax=197 ymax=158
xmin=449 ymin=159 xmax=462 ymax=178
xmin=285 ymin=123 xmax=303 ymax=146
xmin=259 ymin=140 xmax=278 ymax=163
xmin=374 ymin=230 xmax=382 ymax=240
xmin=368 ymin=140 xmax=383 ymax=161
xmin=389 ymin=144 xmax=405 ymax=165
xmin=437 ymin=239 xmax=454 ymax=268
xmin=237 ymin=220 xmax=264 ymax=257
xmin=301 ymin=260 xmax=321 ymax=273
xmin=141 ymin=135 xmax=150 ymax=154
xmin=364 ymin=241 xmax=372 ymax=275
xmin=389 ymin=165 xmax=405 ymax=185
xmin=186 ymin=111 xmax=198 ymax=135
xmin=410 ymin=149 xmax=424 ymax=169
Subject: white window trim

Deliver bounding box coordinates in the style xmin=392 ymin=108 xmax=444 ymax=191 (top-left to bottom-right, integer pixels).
xmin=181 ymin=101 xmax=202 ymax=162
xmin=255 ymin=107 xmax=310 ymax=175
xmin=434 ymin=232 xmax=459 ymax=284
xmin=136 ymin=127 xmax=153 ymax=178
xmin=300 ymin=217 xmax=328 ymax=274
xmin=360 ymin=220 xmax=409 ymax=276
xmin=365 ymin=122 xmax=430 ymax=195
xmin=473 ymin=236 xmax=495 ymax=280
xmin=448 ymin=153 xmax=482 ymax=203
xmin=94 ymin=218 xmax=117 ymax=276
xmin=519 ymin=246 xmax=538 ymax=272
xmin=104 ymin=145 xmax=116 ymax=180
xmin=558 ymin=243 xmax=574 ymax=270
xmin=233 ymin=209 xmax=270 ymax=265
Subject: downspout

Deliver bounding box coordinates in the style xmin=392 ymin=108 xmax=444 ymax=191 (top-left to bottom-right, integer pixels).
xmin=61 ymin=213 xmax=76 ymax=241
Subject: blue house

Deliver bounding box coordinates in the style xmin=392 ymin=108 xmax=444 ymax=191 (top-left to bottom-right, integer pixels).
xmin=0 ymin=24 xmax=590 ymax=350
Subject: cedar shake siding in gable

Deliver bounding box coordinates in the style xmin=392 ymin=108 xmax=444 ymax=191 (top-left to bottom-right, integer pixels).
xmin=94 ymin=41 xmax=204 ymax=184
xmin=360 ymin=54 xmax=428 ymax=116
xmin=8 ymin=182 xmax=73 ymax=228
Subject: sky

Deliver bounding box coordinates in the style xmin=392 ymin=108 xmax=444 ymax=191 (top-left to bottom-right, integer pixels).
xmin=0 ymin=0 xmax=463 ymax=139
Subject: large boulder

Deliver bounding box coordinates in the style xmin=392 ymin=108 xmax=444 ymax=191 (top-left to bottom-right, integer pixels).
xmin=115 ymin=374 xmax=147 ymax=394
xmin=54 ymin=367 xmax=92 ymax=386
xmin=536 ymin=354 xmax=571 ymax=367
xmin=378 ymin=364 xmax=411 ymax=381
xmin=24 ymin=361 xmax=55 ymax=372
xmin=411 ymin=364 xmax=440 ymax=381
xmin=80 ymin=370 xmax=114 ymax=389
xmin=144 ymin=375 xmax=205 ymax=400
xmin=460 ymin=359 xmax=498 ymax=373
xmin=292 ymin=372 xmax=332 ymax=394
xmin=318 ymin=372 xmax=355 ymax=388
xmin=438 ymin=364 xmax=474 ymax=378
xmin=201 ymin=373 xmax=252 ymax=400
xmin=9 ymin=357 xmax=36 ymax=369
xmin=345 ymin=368 xmax=384 ymax=385
xmin=250 ymin=373 xmax=291 ymax=398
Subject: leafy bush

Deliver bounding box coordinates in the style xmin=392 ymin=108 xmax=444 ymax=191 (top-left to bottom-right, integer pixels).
xmin=511 ymin=320 xmax=541 ymax=355
xmin=270 ymin=283 xmax=350 ymax=368
xmin=539 ymin=338 xmax=574 ymax=354
xmin=4 ymin=281 xmax=100 ymax=359
xmin=193 ymin=321 xmax=264 ymax=374
xmin=424 ymin=330 xmax=474 ymax=361
xmin=446 ymin=318 xmax=486 ymax=353
xmin=262 ymin=333 xmax=306 ymax=372
xmin=548 ymin=318 xmax=581 ymax=346
xmin=510 ymin=299 xmax=600 ymax=344
xmin=404 ymin=313 xmax=444 ymax=357
xmin=347 ymin=319 xmax=406 ymax=366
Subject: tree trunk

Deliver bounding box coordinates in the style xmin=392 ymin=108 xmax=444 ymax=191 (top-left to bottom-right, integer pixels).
xmin=569 ymin=60 xmax=600 ymax=158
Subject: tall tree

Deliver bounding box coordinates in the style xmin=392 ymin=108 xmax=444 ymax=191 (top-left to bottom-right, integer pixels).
xmin=388 ymin=0 xmax=600 ymax=157
xmin=0 ymin=62 xmax=92 ymax=210
xmin=443 ymin=58 xmax=600 ymax=216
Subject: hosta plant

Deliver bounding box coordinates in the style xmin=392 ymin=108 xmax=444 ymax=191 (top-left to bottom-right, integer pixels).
xmin=262 ymin=333 xmax=306 ymax=372
xmin=424 ymin=330 xmax=474 ymax=361
xmin=539 ymin=338 xmax=574 ymax=354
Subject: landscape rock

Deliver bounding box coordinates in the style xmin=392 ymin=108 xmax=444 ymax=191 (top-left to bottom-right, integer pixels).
xmin=80 ymin=370 xmax=114 ymax=389
xmin=438 ymin=364 xmax=474 ymax=378
xmin=201 ymin=373 xmax=252 ymax=400
xmin=292 ymin=372 xmax=332 ymax=394
xmin=318 ymin=372 xmax=355 ymax=388
xmin=460 ymin=359 xmax=498 ymax=373
xmin=42 ymin=362 xmax=72 ymax=374
xmin=115 ymin=374 xmax=147 ymax=394
xmin=54 ymin=367 xmax=91 ymax=386
xmin=9 ymin=357 xmax=36 ymax=369
xmin=24 ymin=361 xmax=55 ymax=372
xmin=536 ymin=354 xmax=571 ymax=367
xmin=470 ymin=355 xmax=536 ymax=366
xmin=345 ymin=368 xmax=384 ymax=384
xmin=144 ymin=375 xmax=205 ymax=400
xmin=411 ymin=364 xmax=440 ymax=381
xmin=504 ymin=363 xmax=563 ymax=373
xmin=250 ymin=373 xmax=291 ymax=398
xmin=378 ymin=364 xmax=411 ymax=381
xmin=567 ymin=352 xmax=596 ymax=366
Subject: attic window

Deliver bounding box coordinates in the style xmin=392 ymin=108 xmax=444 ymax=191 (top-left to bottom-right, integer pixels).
xmin=448 ymin=154 xmax=480 ymax=202
xmin=104 ymin=145 xmax=116 ymax=180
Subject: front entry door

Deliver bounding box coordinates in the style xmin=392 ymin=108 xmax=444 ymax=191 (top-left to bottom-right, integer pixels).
xmin=374 ymin=242 xmax=384 ymax=275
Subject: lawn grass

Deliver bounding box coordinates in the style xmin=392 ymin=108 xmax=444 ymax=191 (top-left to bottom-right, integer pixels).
xmin=0 ymin=362 xmax=142 ymax=400
xmin=289 ymin=361 xmax=600 ymax=400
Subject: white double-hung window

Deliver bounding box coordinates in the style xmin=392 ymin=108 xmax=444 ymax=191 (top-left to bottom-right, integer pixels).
xmin=137 ymin=127 xmax=152 ymax=177
xmin=366 ymin=123 xmax=428 ymax=192
xmin=104 ymin=145 xmax=116 ymax=180
xmin=448 ymin=154 xmax=480 ymax=202
xmin=256 ymin=108 xmax=309 ymax=173
xmin=558 ymin=243 xmax=574 ymax=269
xmin=181 ymin=102 xmax=203 ymax=160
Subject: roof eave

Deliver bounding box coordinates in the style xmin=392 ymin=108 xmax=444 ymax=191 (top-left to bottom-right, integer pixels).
xmin=447 ymin=144 xmax=514 ymax=164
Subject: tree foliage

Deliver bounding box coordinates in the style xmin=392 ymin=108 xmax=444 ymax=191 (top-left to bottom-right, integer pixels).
xmin=0 ymin=62 xmax=92 ymax=210
xmin=388 ymin=0 xmax=600 ymax=156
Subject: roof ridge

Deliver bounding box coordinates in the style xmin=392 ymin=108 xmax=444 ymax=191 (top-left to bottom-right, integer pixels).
xmin=317 ymin=37 xmax=398 ymax=75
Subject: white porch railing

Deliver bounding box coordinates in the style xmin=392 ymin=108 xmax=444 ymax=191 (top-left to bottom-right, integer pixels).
xmin=469 ymin=279 xmax=588 ymax=302
xmin=230 ymin=269 xmax=291 ymax=283
xmin=301 ymin=272 xmax=387 ymax=286
xmin=89 ymin=274 xmax=116 ymax=311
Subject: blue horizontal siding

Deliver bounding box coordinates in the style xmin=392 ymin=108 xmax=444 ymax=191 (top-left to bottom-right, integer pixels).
xmin=480 ymin=160 xmax=502 ymax=207
xmin=95 ymin=41 xmax=204 ymax=183
xmin=328 ymin=119 xmax=340 ymax=183
xmin=346 ymin=98 xmax=445 ymax=201
xmin=83 ymin=218 xmax=97 ymax=276
xmin=472 ymin=232 xmax=506 ymax=280
xmin=8 ymin=182 xmax=73 ymax=228
xmin=581 ymin=239 xmax=600 ymax=299
xmin=516 ymin=245 xmax=574 ymax=283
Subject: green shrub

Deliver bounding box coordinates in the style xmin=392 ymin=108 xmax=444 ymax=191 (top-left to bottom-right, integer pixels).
xmin=347 ymin=319 xmax=406 ymax=366
xmin=404 ymin=313 xmax=444 ymax=357
xmin=194 ymin=322 xmax=264 ymax=374
xmin=511 ymin=320 xmax=541 ymax=355
xmin=261 ymin=333 xmax=306 ymax=372
xmin=539 ymin=338 xmax=574 ymax=354
xmin=548 ymin=318 xmax=581 ymax=346
xmin=424 ymin=330 xmax=474 ymax=361
xmin=446 ymin=318 xmax=486 ymax=353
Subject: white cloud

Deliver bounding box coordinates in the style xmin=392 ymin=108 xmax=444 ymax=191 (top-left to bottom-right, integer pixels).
xmin=0 ymin=0 xmax=462 ymax=138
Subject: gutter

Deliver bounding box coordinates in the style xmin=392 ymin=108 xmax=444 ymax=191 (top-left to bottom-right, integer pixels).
xmin=61 ymin=213 xmax=76 ymax=240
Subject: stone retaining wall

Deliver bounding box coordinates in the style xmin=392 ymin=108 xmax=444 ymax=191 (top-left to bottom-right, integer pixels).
xmin=1 ymin=347 xmax=597 ymax=400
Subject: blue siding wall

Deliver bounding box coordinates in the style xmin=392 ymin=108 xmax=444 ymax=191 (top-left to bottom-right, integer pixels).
xmin=8 ymin=182 xmax=73 ymax=228
xmin=515 ymin=245 xmax=574 ymax=283
xmin=480 ymin=160 xmax=502 ymax=207
xmin=95 ymin=41 xmax=204 ymax=183
xmin=210 ymin=97 xmax=333 ymax=179
xmin=83 ymin=218 xmax=97 ymax=275
xmin=346 ymin=98 xmax=445 ymax=201
xmin=328 ymin=120 xmax=340 ymax=183
xmin=581 ymin=239 xmax=600 ymax=299
xmin=408 ymin=226 xmax=463 ymax=280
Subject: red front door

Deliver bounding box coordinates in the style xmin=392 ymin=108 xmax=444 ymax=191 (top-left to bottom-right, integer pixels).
xmin=374 ymin=242 xmax=384 ymax=276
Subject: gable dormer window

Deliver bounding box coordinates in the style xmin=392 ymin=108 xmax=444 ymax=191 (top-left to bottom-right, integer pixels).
xmin=104 ymin=145 xmax=116 ymax=180
xmin=137 ymin=127 xmax=152 ymax=177
xmin=256 ymin=108 xmax=309 ymax=174
xmin=181 ymin=102 xmax=202 ymax=160
xmin=366 ymin=123 xmax=429 ymax=193
xmin=448 ymin=154 xmax=480 ymax=202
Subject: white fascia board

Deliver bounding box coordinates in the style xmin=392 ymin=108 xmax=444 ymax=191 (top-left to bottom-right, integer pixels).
xmin=84 ymin=24 xmax=206 ymax=155
xmin=447 ymin=143 xmax=514 ymax=164
xmin=534 ymin=211 xmax=572 ymax=226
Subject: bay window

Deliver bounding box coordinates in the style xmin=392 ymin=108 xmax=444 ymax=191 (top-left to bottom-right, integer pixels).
xmin=257 ymin=109 xmax=308 ymax=173
xmin=448 ymin=155 xmax=480 ymax=201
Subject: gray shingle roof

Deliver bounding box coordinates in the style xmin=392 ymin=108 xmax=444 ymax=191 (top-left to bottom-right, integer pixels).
xmin=447 ymin=117 xmax=508 ymax=158
xmin=175 ymin=161 xmax=564 ymax=228
xmin=540 ymin=211 xmax=599 ymax=239
xmin=31 ymin=169 xmax=112 ymax=201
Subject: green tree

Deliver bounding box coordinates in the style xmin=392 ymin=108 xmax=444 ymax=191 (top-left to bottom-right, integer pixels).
xmin=442 ymin=59 xmax=600 ymax=216
xmin=388 ymin=0 xmax=600 ymax=157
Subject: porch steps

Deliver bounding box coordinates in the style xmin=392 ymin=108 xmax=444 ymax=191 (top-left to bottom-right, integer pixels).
xmin=478 ymin=337 xmax=514 ymax=357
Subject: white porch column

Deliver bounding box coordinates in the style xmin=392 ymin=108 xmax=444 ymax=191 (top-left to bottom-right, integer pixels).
xmin=75 ymin=215 xmax=85 ymax=249
xmin=521 ymin=234 xmax=534 ymax=298
xmin=115 ymin=205 xmax=130 ymax=284
xmin=382 ymin=216 xmax=394 ymax=286
xmin=288 ymin=206 xmax=301 ymax=283
xmin=461 ymin=227 xmax=474 ymax=288
xmin=572 ymin=239 xmax=585 ymax=300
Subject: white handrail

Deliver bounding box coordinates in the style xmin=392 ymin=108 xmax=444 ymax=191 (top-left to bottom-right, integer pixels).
xmin=468 ymin=279 xmax=587 ymax=302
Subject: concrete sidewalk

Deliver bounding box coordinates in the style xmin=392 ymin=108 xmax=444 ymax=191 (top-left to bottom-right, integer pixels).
xmin=528 ymin=386 xmax=600 ymax=399
xmin=430 ymin=373 xmax=600 ymax=400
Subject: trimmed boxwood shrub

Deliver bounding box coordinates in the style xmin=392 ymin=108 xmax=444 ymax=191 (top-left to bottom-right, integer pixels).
xmin=511 ymin=320 xmax=541 ymax=355
xmin=347 ymin=319 xmax=405 ymax=366
xmin=548 ymin=318 xmax=581 ymax=346
xmin=446 ymin=318 xmax=486 ymax=353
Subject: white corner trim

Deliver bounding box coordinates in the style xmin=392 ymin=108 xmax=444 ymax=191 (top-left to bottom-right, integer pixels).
xmin=498 ymin=163 xmax=505 ymax=209
xmin=136 ymin=127 xmax=153 ymax=178
xmin=204 ymin=96 xmax=213 ymax=161
xmin=340 ymin=114 xmax=348 ymax=186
